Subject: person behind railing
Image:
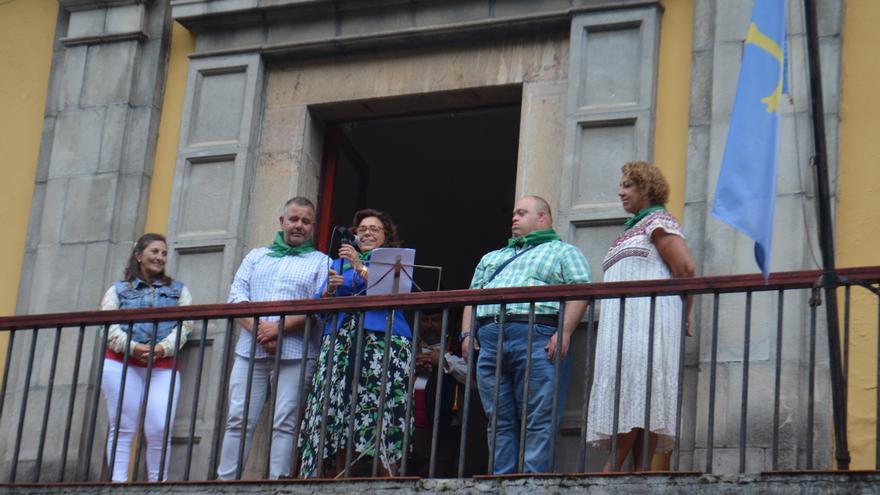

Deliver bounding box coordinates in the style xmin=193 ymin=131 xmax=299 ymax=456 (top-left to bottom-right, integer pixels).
xmin=410 ymin=308 xmax=462 ymax=478
xmin=586 ymin=161 xmax=695 ymax=472
xmin=216 ymin=197 xmax=330 ymax=480
xmin=461 ymin=195 xmax=592 ymax=474
xmin=99 ymin=232 xmax=192 ymax=482
xmin=298 ymin=208 xmax=412 ymax=477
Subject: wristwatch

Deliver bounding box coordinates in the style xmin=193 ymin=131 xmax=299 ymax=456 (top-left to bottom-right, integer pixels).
xmin=458 ymin=331 xmax=471 ymax=343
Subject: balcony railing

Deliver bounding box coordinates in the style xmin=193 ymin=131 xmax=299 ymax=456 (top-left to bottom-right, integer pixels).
xmin=0 ymin=266 xmax=878 ymax=483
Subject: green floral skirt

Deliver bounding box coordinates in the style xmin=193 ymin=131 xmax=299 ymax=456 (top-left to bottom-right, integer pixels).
xmin=298 ymin=315 xmax=412 ymax=477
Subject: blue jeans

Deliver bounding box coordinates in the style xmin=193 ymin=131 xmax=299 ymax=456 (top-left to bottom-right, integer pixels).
xmin=476 ymin=321 xmax=570 ymax=474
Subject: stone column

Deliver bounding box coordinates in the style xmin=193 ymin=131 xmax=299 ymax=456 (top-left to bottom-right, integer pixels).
xmin=0 ymin=0 xmax=172 ymax=482
xmin=682 ymin=0 xmax=842 ymax=472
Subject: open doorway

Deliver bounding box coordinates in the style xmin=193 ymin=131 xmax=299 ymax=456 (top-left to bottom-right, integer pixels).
xmin=317 ymin=102 xmax=521 ymax=291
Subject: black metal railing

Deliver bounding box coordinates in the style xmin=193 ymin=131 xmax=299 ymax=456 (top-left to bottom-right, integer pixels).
xmin=0 ymin=266 xmax=878 ymax=483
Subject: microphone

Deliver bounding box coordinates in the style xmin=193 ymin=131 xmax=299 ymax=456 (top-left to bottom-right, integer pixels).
xmin=334 ymin=226 xmax=360 ymax=249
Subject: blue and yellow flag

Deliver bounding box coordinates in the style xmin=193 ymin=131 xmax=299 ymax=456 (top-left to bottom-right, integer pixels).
xmin=712 ymin=0 xmax=787 ymax=279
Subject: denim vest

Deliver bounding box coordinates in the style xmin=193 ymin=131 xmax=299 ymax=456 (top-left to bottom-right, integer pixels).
xmin=114 ymin=278 xmax=184 ymax=344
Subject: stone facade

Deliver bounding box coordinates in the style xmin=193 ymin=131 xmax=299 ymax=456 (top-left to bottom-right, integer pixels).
xmin=1 ymin=0 xmax=172 ymax=482
xmin=0 ymin=0 xmax=846 ymax=482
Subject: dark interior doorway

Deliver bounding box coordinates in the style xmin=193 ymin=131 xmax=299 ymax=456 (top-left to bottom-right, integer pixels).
xmin=318 ymin=104 xmax=521 ymax=290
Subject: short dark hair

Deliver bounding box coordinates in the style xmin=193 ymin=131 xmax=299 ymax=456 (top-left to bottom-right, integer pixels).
xmin=282 ymin=197 xmax=316 ymax=215
xmin=124 ymin=233 xmax=172 ymax=285
xmin=525 ymin=195 xmax=553 ymax=221
xmin=352 ymin=208 xmax=401 ymax=247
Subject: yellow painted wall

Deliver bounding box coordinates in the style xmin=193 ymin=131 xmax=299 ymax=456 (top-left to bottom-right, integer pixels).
xmin=837 ymin=0 xmax=880 ymax=470
xmin=654 ymin=0 xmax=694 ymax=220
xmin=652 ymin=0 xmax=694 ymax=470
xmin=0 ymin=0 xmax=58 ymax=381
xmin=144 ymin=22 xmax=195 ymax=234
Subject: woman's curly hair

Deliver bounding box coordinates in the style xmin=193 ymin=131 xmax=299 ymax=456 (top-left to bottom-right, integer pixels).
xmin=621 ymin=161 xmax=670 ymax=205
xmin=351 ymin=208 xmax=402 ymax=247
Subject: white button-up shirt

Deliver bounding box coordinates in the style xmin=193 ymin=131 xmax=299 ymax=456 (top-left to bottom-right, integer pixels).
xmin=228 ymin=247 xmax=330 ymax=359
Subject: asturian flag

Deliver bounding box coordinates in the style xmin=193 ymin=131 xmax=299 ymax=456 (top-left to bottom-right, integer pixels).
xmin=712 ymin=0 xmax=787 ymax=280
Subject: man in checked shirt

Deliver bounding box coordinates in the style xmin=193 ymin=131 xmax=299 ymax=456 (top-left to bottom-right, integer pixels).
xmin=217 ymin=197 xmax=330 ymax=480
xmin=461 ymin=195 xmax=591 ymax=474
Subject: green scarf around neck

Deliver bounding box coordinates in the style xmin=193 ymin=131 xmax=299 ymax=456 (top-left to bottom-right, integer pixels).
xmin=507 ymin=228 xmax=561 ymax=249
xmin=266 ymin=231 xmax=316 ymax=257
xmin=624 ymin=205 xmax=665 ymax=230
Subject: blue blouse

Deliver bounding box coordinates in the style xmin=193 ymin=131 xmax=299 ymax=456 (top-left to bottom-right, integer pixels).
xmin=318 ymin=258 xmax=412 ymax=339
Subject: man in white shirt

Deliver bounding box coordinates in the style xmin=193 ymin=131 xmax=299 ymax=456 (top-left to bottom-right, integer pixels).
xmin=217 ymin=197 xmax=330 ymax=480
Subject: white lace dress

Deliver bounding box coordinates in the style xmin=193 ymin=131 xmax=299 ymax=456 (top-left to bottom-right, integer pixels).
xmin=586 ymin=210 xmax=685 ymax=451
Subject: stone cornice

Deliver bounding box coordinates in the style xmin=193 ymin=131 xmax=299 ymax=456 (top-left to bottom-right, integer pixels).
xmin=58 ymin=0 xmax=151 ymax=12
xmin=172 ymin=0 xmax=661 ymax=58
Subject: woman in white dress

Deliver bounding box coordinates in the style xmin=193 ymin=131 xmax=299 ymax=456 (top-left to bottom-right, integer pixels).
xmin=586 ymin=161 xmax=695 ymax=472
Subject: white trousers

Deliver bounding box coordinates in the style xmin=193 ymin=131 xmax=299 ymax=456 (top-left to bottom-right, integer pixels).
xmin=217 ymin=356 xmax=314 ymax=480
xmin=101 ymin=359 xmax=180 ymax=482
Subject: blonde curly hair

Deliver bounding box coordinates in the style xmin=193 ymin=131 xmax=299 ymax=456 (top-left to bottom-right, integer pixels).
xmin=621 ymin=161 xmax=670 ymax=205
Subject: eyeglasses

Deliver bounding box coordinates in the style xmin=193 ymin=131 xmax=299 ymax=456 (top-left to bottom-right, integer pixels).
xmin=356 ymin=225 xmax=384 ymax=235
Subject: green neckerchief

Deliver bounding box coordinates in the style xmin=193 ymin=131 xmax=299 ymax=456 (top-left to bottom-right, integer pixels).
xmin=341 ymin=250 xmax=372 ymax=273
xmin=624 ymin=205 xmax=665 ymax=230
xmin=266 ymin=231 xmax=316 ymax=257
xmin=507 ymin=228 xmax=561 ymax=249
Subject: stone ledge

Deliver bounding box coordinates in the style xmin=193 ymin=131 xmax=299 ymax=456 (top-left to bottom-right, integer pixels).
xmin=1 ymin=471 xmax=879 ymax=494
xmin=59 ymin=0 xmax=150 ymax=12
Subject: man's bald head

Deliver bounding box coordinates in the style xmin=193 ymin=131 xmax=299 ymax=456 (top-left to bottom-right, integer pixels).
xmin=511 ymin=195 xmax=553 ymax=237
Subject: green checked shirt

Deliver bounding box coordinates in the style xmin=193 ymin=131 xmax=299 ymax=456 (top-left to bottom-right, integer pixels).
xmin=469 ymin=240 xmax=591 ymax=318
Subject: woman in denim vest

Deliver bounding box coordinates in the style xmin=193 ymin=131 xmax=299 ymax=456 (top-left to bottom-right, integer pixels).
xmin=99 ymin=233 xmax=192 ymax=482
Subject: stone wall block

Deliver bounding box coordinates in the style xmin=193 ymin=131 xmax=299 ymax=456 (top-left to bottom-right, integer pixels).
xmin=55 ymin=46 xmax=88 ymax=111
xmin=266 ymin=17 xmax=334 ymax=45
xmin=692 ymin=447 xmax=767 ymax=473
xmin=769 ymin=195 xmax=810 ymax=273
xmin=131 ymin=38 xmax=167 ymax=107
xmin=97 ymin=105 xmax=128 ymax=174
xmin=776 ymin=113 xmax=812 ymax=195
xmin=194 ymin=26 xmax=266 ymax=53
xmin=705 ymin=122 xmax=728 ymax=187
xmin=80 ymin=41 xmax=137 ymax=107
xmin=104 ymin=4 xmax=146 ymax=35
xmin=688 ymin=50 xmax=714 ymax=125
xmin=818 ymin=36 xmax=840 ymax=115
xmin=35 ymin=117 xmax=58 ymax=184
xmin=685 ymin=127 xmax=710 ymax=203
xmin=516 ymin=81 xmax=565 ymax=206
xmin=60 ymin=174 xmax=117 ymax=243
xmin=112 ymin=173 xmax=149 ymax=243
xmin=817 ymin=0 xmax=842 ymax=37
xmin=37 ymin=178 xmax=68 ymax=246
xmin=79 ymin=242 xmax=112 ymax=308
xmin=781 ymin=34 xmax=809 ymax=115
xmin=708 ymin=41 xmax=741 ymax=123
xmin=66 ymin=9 xmax=106 ymax=39
xmin=260 ymin=106 xmax=303 ymax=154
xmin=415 ymin=0 xmax=488 ymax=27
xmin=714 ymin=0 xmax=752 ymax=43
xmin=47 ymin=108 xmax=104 ymax=178
xmin=339 ymin=5 xmax=411 ymax=37
xmin=494 ymin=0 xmax=569 ymax=18
xmin=42 ymin=16 xmax=70 ymax=117
xmin=823 ymin=114 xmax=838 ymax=192
xmin=107 ymin=241 xmax=134 ymax=287
xmin=694 ymin=362 xmax=731 ymax=447
xmin=692 ymin=0 xmax=716 ymax=51
xmin=249 ymin=152 xmax=295 ymax=249
xmin=27 ymin=244 xmax=87 ymax=314
xmin=121 ymin=106 xmax=160 ymax=174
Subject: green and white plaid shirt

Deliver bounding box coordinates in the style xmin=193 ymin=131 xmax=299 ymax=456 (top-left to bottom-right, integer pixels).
xmin=469 ymin=240 xmax=591 ymax=318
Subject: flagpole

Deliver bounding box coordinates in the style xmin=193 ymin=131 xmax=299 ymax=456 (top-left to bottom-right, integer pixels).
xmin=803 ymin=0 xmax=849 ymax=470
